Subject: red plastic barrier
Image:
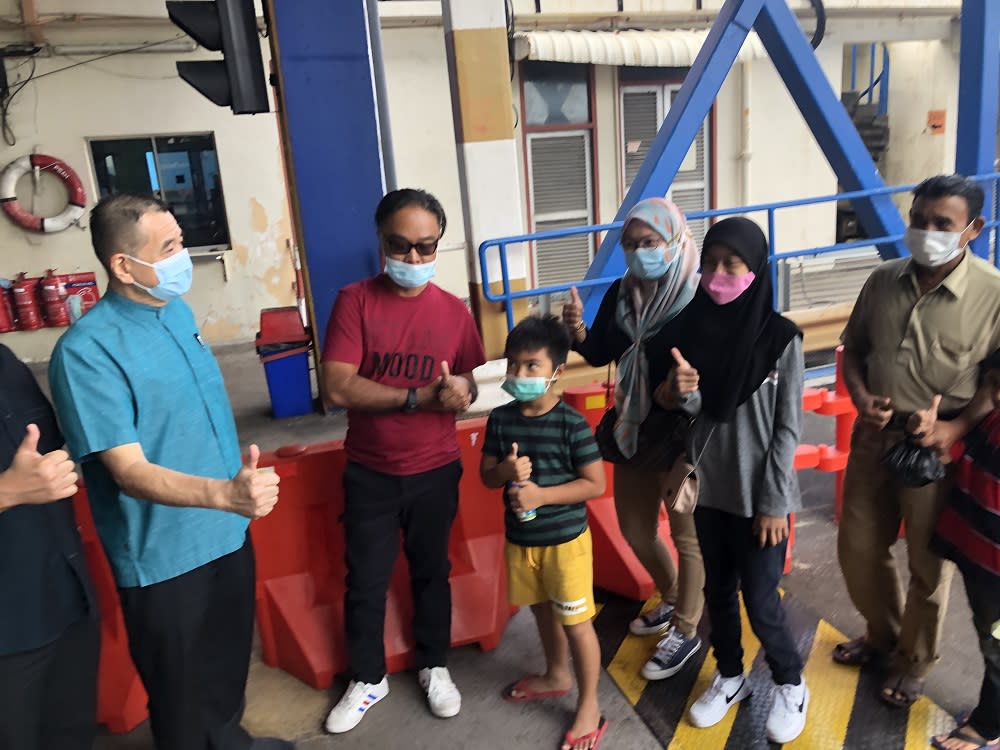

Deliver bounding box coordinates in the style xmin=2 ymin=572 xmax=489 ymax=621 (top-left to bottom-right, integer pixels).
xmin=562 ymin=385 xmax=680 ymax=601
xmin=70 ymin=487 xmax=148 ymax=734
xmin=251 ymin=418 xmax=511 ymax=690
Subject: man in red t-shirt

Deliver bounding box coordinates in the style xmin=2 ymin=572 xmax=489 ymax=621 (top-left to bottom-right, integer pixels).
xmin=320 ymin=189 xmax=486 ymax=734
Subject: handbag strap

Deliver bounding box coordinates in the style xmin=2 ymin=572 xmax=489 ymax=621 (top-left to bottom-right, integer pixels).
xmin=688 ymin=422 xmax=717 ymax=471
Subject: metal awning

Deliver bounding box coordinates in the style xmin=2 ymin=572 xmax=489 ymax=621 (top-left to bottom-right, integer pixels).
xmin=512 ymin=29 xmax=767 ymax=67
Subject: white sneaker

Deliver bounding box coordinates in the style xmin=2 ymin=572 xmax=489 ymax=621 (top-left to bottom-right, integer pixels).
xmin=418 ymin=666 xmax=461 ymax=718
xmin=688 ymin=672 xmax=752 ymax=728
xmin=324 ymin=677 xmax=389 ymax=733
xmin=766 ymin=680 xmax=809 ymax=744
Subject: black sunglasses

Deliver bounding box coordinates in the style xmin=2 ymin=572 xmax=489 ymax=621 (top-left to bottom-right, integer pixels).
xmin=382 ymin=235 xmax=439 ymax=257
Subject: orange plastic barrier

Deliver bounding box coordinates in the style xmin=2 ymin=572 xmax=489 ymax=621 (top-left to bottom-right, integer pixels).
xmin=70 ymin=488 xmax=148 ymax=734
xmin=250 ymin=418 xmax=511 ymax=690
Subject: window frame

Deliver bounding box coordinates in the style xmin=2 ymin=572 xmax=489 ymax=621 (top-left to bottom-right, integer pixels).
xmin=86 ymin=131 xmax=231 ymax=256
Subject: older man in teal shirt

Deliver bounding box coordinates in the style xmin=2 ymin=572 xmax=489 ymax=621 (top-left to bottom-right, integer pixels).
xmin=49 ymin=194 xmax=292 ymax=750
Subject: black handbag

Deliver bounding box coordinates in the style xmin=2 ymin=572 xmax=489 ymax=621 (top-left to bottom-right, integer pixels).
xmin=882 ymin=439 xmax=947 ymax=488
xmin=594 ymin=405 xmax=692 ymax=472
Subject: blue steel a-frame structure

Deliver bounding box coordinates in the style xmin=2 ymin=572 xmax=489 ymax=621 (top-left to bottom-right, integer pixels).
xmin=580 ymin=0 xmax=999 ymax=318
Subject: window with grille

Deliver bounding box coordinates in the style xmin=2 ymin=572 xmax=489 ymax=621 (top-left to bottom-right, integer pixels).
xmin=527 ymin=131 xmax=594 ymax=287
xmin=522 ymin=61 xmax=595 ymax=289
xmin=621 ymin=84 xmax=711 ymax=247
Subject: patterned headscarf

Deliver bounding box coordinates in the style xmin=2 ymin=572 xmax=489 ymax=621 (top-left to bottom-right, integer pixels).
xmin=612 ymin=197 xmax=700 ymax=458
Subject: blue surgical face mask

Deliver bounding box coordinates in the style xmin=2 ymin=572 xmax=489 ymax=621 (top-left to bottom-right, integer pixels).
xmin=625 ymin=244 xmax=676 ymax=280
xmin=385 ymin=256 xmax=436 ymax=289
xmin=130 ymin=248 xmax=193 ymax=302
xmin=501 ymin=375 xmax=557 ymax=402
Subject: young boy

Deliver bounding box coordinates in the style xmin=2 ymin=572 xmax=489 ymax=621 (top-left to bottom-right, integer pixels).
xmin=480 ymin=315 xmax=608 ymax=750
xmin=910 ymin=350 xmax=1000 ymax=750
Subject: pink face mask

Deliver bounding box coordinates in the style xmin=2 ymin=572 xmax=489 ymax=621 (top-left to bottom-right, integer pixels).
xmin=700 ymin=270 xmax=755 ymax=305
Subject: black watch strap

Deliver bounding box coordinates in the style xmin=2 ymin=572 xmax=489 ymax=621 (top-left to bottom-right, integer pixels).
xmin=402 ymin=387 xmax=418 ymax=413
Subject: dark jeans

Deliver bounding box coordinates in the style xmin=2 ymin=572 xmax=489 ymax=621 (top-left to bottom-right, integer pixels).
xmin=0 ymin=615 xmax=99 ymax=750
xmin=964 ymin=573 xmax=1000 ymax=740
xmin=695 ymin=506 xmax=803 ymax=685
xmin=344 ymin=460 xmax=461 ymax=684
xmin=118 ymin=537 xmax=288 ymax=750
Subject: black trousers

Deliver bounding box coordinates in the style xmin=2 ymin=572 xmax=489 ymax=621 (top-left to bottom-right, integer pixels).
xmin=343 ymin=460 xmax=461 ymax=684
xmin=0 ymin=615 xmax=99 ymax=750
xmin=118 ymin=537 xmax=263 ymax=750
xmin=964 ymin=573 xmax=1000 ymax=739
xmin=694 ymin=506 xmax=803 ymax=685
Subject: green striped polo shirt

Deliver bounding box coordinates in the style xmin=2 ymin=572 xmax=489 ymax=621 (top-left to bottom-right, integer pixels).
xmin=483 ymin=399 xmax=602 ymax=547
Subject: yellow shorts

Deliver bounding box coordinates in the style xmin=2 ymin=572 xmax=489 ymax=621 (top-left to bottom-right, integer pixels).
xmin=505 ymin=528 xmax=595 ymax=626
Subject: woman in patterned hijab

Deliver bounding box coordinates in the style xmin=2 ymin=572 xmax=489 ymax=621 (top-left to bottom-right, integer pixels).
xmin=564 ymin=196 xmax=704 ymax=679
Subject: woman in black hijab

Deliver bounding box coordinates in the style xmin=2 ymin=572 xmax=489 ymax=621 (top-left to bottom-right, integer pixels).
xmin=674 ymin=218 xmax=809 ymax=744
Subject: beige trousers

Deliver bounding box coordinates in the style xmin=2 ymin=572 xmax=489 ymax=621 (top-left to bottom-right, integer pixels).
xmin=613 ymin=463 xmax=705 ymax=638
xmin=837 ymin=424 xmax=954 ymax=678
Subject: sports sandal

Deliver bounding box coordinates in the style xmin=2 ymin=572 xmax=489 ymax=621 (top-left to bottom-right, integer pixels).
xmin=561 ymin=717 xmax=609 ymax=750
xmin=832 ymin=636 xmax=882 ymax=666
xmin=880 ymin=671 xmax=925 ymax=709
xmin=502 ymin=675 xmax=571 ymax=703
xmin=931 ymin=722 xmax=1000 ymax=750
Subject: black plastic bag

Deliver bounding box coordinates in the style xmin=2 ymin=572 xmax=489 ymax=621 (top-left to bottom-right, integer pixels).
xmin=882 ymin=440 xmax=947 ymax=488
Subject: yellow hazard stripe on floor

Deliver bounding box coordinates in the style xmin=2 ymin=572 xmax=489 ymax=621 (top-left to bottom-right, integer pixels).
xmin=669 ymin=597 xmax=760 ymax=750
xmin=788 ymin=619 xmax=859 ymax=748
xmin=606 ymin=596 xmax=661 ymax=705
xmin=906 ymin=695 xmax=956 ymax=749
xmin=598 ymin=594 xmax=961 ymax=750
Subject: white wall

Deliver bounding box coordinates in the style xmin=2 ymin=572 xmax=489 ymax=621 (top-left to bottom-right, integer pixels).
xmin=380 ymin=25 xmax=469 ymax=300
xmin=0 ymin=47 xmax=296 ymax=362
xmin=880 ymin=40 xmax=960 ymax=215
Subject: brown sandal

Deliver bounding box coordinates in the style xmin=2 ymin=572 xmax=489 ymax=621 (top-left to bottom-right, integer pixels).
xmin=880 ymin=671 xmax=924 ymax=709
xmin=832 ymin=636 xmax=880 ymax=666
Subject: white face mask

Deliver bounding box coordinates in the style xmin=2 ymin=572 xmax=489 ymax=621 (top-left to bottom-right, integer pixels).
xmin=903 ymin=222 xmax=973 ymax=268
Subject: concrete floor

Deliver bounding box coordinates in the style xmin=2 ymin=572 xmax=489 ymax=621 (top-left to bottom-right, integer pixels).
xmin=34 ymin=345 xmax=976 ymax=750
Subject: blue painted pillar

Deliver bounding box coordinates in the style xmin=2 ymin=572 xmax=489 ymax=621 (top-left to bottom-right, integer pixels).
xmin=268 ymin=0 xmax=387 ymax=349
xmin=955 ymin=0 xmax=1000 ymax=259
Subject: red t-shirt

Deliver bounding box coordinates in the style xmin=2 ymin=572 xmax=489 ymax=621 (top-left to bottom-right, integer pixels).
xmin=322 ymin=276 xmax=486 ymax=475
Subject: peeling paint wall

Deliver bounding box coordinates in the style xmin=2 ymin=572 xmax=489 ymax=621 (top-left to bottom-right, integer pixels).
xmin=0 ymin=46 xmax=295 ymax=362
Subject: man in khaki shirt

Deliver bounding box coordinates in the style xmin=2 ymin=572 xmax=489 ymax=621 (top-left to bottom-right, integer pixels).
xmin=836 ymin=174 xmax=1000 ymax=708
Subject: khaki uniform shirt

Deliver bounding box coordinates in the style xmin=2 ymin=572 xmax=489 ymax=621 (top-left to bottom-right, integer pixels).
xmin=842 ymin=253 xmax=1000 ymax=415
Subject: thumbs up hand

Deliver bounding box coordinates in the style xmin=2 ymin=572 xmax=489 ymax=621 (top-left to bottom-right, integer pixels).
xmin=562 ymin=287 xmax=586 ymax=343
xmin=226 ymin=444 xmax=280 ymax=519
xmin=907 ymin=394 xmax=941 ymax=440
xmin=0 ymin=424 xmax=78 ymax=507
xmin=437 ymin=361 xmax=472 ymax=413
xmin=501 ymin=442 xmax=533 ymax=484
xmin=670 ymin=348 xmax=700 ymax=395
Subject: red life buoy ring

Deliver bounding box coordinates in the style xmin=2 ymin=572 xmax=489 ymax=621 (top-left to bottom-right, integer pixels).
xmin=0 ymin=154 xmax=86 ymax=233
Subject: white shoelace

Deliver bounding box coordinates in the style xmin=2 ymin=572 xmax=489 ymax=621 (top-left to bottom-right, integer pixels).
xmin=773 ymin=683 xmax=804 ymax=714
xmin=654 ymin=630 xmax=685 ymax=662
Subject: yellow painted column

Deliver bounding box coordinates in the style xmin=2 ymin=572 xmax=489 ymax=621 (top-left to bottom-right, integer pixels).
xmin=443 ymin=0 xmax=528 ymax=359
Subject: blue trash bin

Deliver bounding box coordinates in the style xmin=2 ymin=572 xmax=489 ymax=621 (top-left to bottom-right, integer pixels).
xmin=260 ymin=346 xmax=314 ymax=418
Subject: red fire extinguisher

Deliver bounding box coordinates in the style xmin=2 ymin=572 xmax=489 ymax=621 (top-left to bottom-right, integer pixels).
xmin=41 ymin=269 xmax=70 ymax=327
xmin=12 ymin=273 xmax=44 ymax=330
xmin=0 ymin=284 xmax=15 ymax=333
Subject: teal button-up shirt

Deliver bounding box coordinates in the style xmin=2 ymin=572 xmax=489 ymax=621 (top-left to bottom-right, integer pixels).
xmin=49 ymin=291 xmax=247 ymax=587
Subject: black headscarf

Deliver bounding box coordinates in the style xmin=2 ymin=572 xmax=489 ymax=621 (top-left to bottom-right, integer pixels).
xmin=670 ymin=217 xmax=801 ymax=423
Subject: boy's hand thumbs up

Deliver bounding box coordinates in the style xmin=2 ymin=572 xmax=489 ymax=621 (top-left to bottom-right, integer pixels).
xmin=503 ymin=442 xmax=532 ymax=484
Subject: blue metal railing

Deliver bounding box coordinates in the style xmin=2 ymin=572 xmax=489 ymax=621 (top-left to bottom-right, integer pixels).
xmin=478 ymin=173 xmax=1000 ymax=331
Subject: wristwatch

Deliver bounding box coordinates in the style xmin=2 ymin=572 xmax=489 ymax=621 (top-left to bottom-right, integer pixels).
xmin=401 ymin=387 xmax=418 ymax=413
